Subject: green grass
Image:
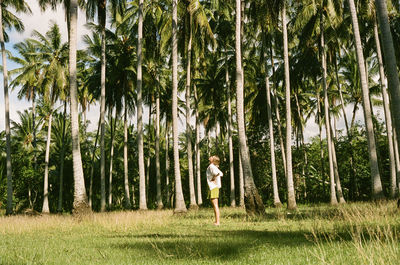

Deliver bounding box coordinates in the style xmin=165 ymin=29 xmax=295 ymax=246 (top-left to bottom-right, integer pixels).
xmin=0 ymin=202 xmax=399 ymax=264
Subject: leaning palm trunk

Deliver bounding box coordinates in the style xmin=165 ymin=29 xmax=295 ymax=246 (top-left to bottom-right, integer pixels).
xmin=70 ymin=0 xmax=89 ymax=213
xmin=186 ymin=13 xmax=197 ymax=209
xmin=321 ymin=20 xmax=338 ymax=205
xmin=194 ymin=84 xmax=202 ymax=205
xmin=226 ymin=65 xmax=236 ymax=207
xmin=172 ymin=0 xmax=186 ymax=213
xmin=0 ymin=1 xmax=12 ymax=215
xmin=137 ymin=0 xmax=147 ymax=210
xmin=99 ymin=0 xmax=107 ymax=212
xmin=42 ymin=110 xmax=53 ymax=214
xmin=282 ymin=1 xmax=297 ymax=210
xmin=374 ymin=18 xmax=397 ymax=198
xmin=394 ymin=129 xmax=400 ymax=190
xmin=236 ymin=0 xmax=264 ymax=215
xmin=155 ymin=89 xmax=163 ymax=209
xmin=57 ymin=102 xmax=67 ymax=212
xmin=266 ymin=75 xmax=282 ymax=207
xmin=375 ymin=0 xmax=400 ymax=156
xmin=348 ymin=0 xmax=384 ymax=199
xmin=123 ymin=99 xmax=131 ymax=209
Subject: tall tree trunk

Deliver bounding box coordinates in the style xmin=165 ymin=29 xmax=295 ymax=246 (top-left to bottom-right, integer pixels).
xmin=99 ymin=0 xmax=107 ymax=212
xmin=173 ymin=0 xmax=186 ymax=213
xmin=348 ymin=0 xmax=384 ymax=199
xmin=89 ymin=118 xmax=100 ymax=208
xmin=321 ymin=19 xmax=338 ymax=205
xmin=42 ymin=109 xmax=53 ymax=214
xmin=330 ymin=119 xmax=346 ymax=203
xmin=238 ymin=150 xmax=245 ymax=207
xmin=108 ymin=111 xmax=116 ymax=207
xmin=226 ymin=65 xmax=236 ymax=207
xmin=70 ymin=0 xmax=89 ymax=214
xmin=57 ymin=102 xmax=67 ymax=212
xmin=394 ymin=128 xmax=400 ymax=191
xmin=317 ymin=91 xmax=326 ymax=194
xmin=186 ymin=14 xmax=197 ymax=209
xmin=0 ymin=1 xmax=12 ymax=215
xmin=137 ymin=0 xmax=147 ymax=210
xmin=124 ymin=98 xmax=131 ymax=209
xmin=266 ymin=75 xmax=282 ymax=207
xmin=165 ymin=123 xmax=170 ymax=207
xmin=33 ymin=93 xmax=37 ymax=170
xmin=374 ymin=19 xmax=397 ymax=198
xmin=194 ymin=84 xmax=202 ymax=206
xmin=155 ymin=89 xmax=163 ymax=209
xmin=236 ymin=0 xmax=264 ymax=215
xmin=282 ymin=1 xmax=297 ymax=210
xmin=270 ymin=44 xmax=287 ymax=176
xmin=146 ymin=101 xmax=152 ymax=203
xmin=375 ymin=0 xmax=400 ymax=167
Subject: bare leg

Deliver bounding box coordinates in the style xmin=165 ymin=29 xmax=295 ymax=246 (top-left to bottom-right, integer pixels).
xmin=211 ymin=198 xmax=220 ymax=225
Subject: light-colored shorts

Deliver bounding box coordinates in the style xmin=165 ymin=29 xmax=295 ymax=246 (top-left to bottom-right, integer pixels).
xmin=208 ymin=188 xmax=219 ymax=199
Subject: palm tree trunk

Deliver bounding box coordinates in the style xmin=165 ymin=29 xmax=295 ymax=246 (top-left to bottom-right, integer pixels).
xmin=270 ymin=44 xmax=287 ymax=177
xmin=0 ymin=1 xmax=13 ymax=215
xmin=173 ymin=0 xmax=186 ymax=213
xmin=375 ymin=0 xmax=400 ymax=157
xmin=194 ymin=84 xmax=202 ymax=206
xmin=321 ymin=19 xmax=338 ymax=205
xmin=42 ymin=110 xmax=53 ymax=214
xmin=165 ymin=123 xmax=170 ymax=207
xmin=394 ymin=128 xmax=400 ymax=191
xmin=33 ymin=93 xmax=37 ymax=170
xmin=69 ymin=0 xmax=89 ymax=214
xmin=146 ymin=101 xmax=152 ymax=202
xmin=330 ymin=119 xmax=346 ymax=203
xmin=99 ymin=0 xmax=107 ymax=213
xmin=317 ymin=91 xmax=326 ymax=194
xmin=226 ymin=65 xmax=236 ymax=207
xmin=348 ymin=0 xmax=384 ymax=199
xmin=137 ymin=0 xmax=147 ymax=210
xmin=266 ymin=75 xmax=282 ymax=207
xmin=282 ymin=1 xmax=297 ymax=210
xmin=124 ymin=98 xmax=131 ymax=209
xmin=238 ymin=149 xmax=245 ymax=207
xmin=374 ymin=18 xmax=397 ymax=198
xmin=236 ymin=0 xmax=264 ymax=215
xmin=108 ymin=111 xmax=117 ymax=207
xmin=89 ymin=118 xmax=100 ymax=209
xmin=155 ymin=89 xmax=163 ymax=209
xmin=57 ymin=102 xmax=67 ymax=212
xmin=186 ymin=14 xmax=197 ymax=209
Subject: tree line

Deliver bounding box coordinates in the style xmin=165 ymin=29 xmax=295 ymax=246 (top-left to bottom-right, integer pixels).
xmin=2 ymin=0 xmax=400 ymax=215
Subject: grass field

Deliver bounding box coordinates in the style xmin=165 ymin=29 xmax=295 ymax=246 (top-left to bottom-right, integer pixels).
xmin=0 ymin=202 xmax=399 ymax=265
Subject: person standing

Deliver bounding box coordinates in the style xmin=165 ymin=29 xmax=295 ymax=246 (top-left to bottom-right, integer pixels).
xmin=207 ymin=156 xmax=223 ymax=225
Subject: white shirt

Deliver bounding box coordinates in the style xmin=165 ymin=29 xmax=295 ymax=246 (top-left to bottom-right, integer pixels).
xmin=206 ymin=163 xmax=223 ymax=190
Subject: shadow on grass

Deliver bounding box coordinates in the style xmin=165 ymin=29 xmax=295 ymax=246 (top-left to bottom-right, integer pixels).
xmin=110 ymin=229 xmax=315 ymax=262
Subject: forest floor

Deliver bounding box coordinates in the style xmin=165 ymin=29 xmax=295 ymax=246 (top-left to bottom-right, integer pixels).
xmin=0 ymin=201 xmax=399 ymax=265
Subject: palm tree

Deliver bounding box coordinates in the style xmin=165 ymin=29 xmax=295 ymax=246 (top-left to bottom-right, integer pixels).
xmin=374 ymin=0 xmax=400 ymax=168
xmin=70 ymin=0 xmax=90 ymax=213
xmin=235 ymin=0 xmax=264 ymax=215
xmin=137 ymin=0 xmax=147 ymax=210
xmin=28 ymin=23 xmax=68 ymax=213
xmin=0 ymin=0 xmax=31 ymax=215
xmin=281 ymin=0 xmax=296 ymax=210
xmin=347 ymin=0 xmax=383 ymax=199
xmin=173 ymin=0 xmax=186 ymax=213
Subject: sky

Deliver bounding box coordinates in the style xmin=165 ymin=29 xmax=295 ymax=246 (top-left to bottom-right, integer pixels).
xmin=0 ymin=0 xmax=380 ymax=143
